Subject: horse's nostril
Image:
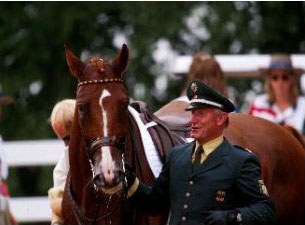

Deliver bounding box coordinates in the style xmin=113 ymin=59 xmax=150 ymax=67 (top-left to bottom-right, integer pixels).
xmin=118 ymin=170 xmax=124 ymax=178
xmin=93 ymin=175 xmax=103 ymax=186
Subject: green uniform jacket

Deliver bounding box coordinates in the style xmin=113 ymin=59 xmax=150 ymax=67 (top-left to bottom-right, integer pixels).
xmin=131 ymin=139 xmax=276 ymax=225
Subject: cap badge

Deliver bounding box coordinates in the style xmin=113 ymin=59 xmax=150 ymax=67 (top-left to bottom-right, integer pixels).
xmin=191 ymin=82 xmax=198 ymax=99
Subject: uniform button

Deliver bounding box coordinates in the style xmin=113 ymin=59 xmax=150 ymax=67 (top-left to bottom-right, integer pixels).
xmin=189 ymin=180 xmax=194 ymax=185
xmin=185 ymin=192 xmax=190 ymax=197
xmin=181 ymin=216 xmax=186 ymax=222
xmin=184 ymin=204 xmax=188 ymax=209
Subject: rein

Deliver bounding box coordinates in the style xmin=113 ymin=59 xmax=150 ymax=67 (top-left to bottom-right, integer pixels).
xmin=67 ymin=174 xmax=121 ymax=225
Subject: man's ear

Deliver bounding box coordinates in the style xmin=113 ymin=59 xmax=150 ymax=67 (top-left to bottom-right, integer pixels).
xmin=216 ymin=111 xmax=228 ymax=127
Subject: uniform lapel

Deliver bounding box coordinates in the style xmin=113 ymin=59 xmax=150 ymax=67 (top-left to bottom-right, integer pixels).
xmin=186 ymin=141 xmax=196 ymax=176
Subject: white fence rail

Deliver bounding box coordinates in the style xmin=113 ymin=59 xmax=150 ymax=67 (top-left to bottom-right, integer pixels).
xmin=4 ymin=140 xmax=64 ymax=223
xmin=170 ymin=54 xmax=305 ymax=77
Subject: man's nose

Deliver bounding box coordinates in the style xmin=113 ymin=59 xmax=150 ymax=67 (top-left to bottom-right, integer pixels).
xmin=190 ymin=115 xmax=197 ymax=124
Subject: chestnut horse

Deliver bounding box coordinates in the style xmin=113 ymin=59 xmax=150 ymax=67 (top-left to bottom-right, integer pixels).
xmin=62 ymin=44 xmax=305 ymax=225
xmin=62 ymin=44 xmax=180 ymax=224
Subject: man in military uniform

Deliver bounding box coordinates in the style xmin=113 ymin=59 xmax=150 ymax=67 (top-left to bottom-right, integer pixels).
xmin=127 ymin=80 xmax=276 ymax=225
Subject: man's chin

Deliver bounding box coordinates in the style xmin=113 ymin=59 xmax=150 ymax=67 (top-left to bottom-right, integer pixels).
xmin=190 ymin=133 xmax=198 ymax=139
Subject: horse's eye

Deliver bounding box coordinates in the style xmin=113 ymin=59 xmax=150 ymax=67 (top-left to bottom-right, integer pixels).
xmin=121 ymin=99 xmax=129 ymax=109
xmin=78 ymin=104 xmax=88 ymax=115
xmin=123 ymin=101 xmax=129 ymax=109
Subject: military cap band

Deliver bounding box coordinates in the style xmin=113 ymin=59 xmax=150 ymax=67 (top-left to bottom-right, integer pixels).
xmin=190 ymin=98 xmax=223 ymax=109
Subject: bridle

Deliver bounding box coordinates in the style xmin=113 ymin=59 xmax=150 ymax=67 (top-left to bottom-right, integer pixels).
xmin=69 ymin=77 xmax=130 ymax=225
xmin=78 ymin=78 xmax=128 ymax=190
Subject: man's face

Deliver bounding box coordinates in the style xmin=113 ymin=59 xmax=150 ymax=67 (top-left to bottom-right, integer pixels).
xmin=189 ymin=107 xmax=227 ymax=144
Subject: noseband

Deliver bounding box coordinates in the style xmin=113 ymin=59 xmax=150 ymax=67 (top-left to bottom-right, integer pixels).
xmin=88 ymin=136 xmax=125 ymax=152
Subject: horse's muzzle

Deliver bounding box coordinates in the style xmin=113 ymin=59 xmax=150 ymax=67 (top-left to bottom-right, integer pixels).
xmin=93 ymin=169 xmax=124 ymax=191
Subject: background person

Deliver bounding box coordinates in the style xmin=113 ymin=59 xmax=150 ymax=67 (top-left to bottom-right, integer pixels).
xmin=248 ymin=54 xmax=305 ymax=136
xmin=181 ymin=52 xmax=228 ymax=97
xmin=128 ymin=80 xmax=276 ymax=225
xmin=47 ymin=99 xmax=75 ymax=225
xmin=0 ymin=92 xmax=18 ymax=225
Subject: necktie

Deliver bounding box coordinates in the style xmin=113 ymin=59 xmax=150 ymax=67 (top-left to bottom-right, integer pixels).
xmin=193 ymin=145 xmax=204 ymax=168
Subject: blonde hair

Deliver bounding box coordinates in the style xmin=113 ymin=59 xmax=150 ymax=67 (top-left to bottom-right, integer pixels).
xmin=50 ymin=99 xmax=76 ymax=137
xmin=183 ymin=52 xmax=227 ymax=96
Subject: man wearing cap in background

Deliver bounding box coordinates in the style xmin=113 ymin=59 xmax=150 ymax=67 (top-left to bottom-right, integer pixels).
xmin=127 ymin=80 xmax=275 ymax=225
xmin=0 ymin=91 xmax=17 ymax=225
xmin=248 ymin=54 xmax=305 ymax=136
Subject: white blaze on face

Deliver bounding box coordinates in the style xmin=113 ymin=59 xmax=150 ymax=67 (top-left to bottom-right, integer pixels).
xmin=99 ymin=89 xmax=116 ymax=183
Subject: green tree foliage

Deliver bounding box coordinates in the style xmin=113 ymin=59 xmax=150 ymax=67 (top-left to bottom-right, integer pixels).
xmin=1 ymin=2 xmax=304 ymax=140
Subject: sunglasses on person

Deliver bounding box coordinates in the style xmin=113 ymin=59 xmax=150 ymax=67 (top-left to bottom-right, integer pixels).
xmin=270 ymin=75 xmax=290 ymax=82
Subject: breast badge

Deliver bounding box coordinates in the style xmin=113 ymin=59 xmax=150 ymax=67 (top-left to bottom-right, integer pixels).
xmin=258 ymin=179 xmax=269 ymax=196
xmin=215 ymin=190 xmax=226 ymax=202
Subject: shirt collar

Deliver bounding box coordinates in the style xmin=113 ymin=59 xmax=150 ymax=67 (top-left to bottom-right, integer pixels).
xmin=195 ymin=135 xmax=224 ymax=156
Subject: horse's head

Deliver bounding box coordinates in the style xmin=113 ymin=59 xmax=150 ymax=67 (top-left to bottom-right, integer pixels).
xmin=65 ymin=44 xmax=130 ymax=195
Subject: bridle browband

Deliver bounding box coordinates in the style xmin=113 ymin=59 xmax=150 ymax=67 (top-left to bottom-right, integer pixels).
xmin=78 ymin=78 xmax=124 ymax=88
xmin=70 ymin=77 xmax=128 ymax=225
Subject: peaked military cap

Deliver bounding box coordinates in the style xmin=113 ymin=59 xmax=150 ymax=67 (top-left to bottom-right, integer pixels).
xmin=185 ymin=80 xmax=235 ymax=112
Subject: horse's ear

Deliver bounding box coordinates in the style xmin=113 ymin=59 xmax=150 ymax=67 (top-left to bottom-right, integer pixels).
xmin=64 ymin=44 xmax=85 ymax=79
xmin=112 ymin=44 xmax=129 ymax=77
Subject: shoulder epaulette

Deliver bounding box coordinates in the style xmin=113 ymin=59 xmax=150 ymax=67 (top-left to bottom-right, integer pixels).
xmin=233 ymin=144 xmax=253 ymax=153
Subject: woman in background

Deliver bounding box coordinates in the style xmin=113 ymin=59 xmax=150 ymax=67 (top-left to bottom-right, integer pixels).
xmin=248 ymin=54 xmax=305 ymax=136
